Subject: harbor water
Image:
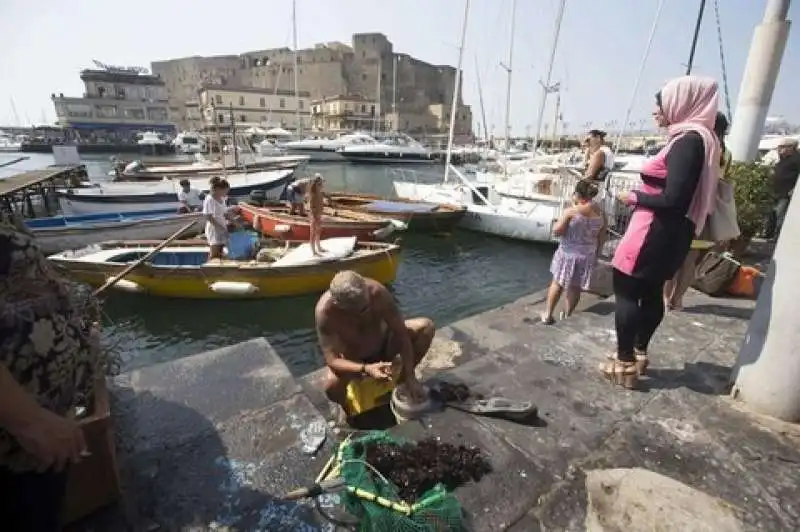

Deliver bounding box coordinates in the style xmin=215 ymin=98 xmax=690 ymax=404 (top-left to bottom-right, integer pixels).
xmin=1 ymin=153 xmax=555 ymax=375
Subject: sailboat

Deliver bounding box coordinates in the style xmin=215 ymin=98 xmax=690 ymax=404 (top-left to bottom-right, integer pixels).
xmin=392 ymin=0 xmax=571 ymax=243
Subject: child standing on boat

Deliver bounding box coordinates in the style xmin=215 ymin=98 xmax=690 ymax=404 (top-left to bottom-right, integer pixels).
xmin=541 ymin=179 xmax=605 ymax=324
xmin=203 ymin=177 xmax=232 ymax=260
xmin=308 ymin=174 xmax=326 ymax=256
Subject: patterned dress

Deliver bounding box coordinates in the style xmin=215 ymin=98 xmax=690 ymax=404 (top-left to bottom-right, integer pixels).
xmin=0 ymin=216 xmax=99 ymax=472
xmin=550 ymin=213 xmax=603 ymax=290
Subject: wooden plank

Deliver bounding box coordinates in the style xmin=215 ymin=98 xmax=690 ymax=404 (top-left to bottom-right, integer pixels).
xmin=0 ymin=166 xmax=80 ymax=197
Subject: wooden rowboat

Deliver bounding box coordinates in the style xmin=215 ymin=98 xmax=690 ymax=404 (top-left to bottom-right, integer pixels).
xmin=325 ymin=193 xmax=467 ymax=232
xmin=239 ymin=201 xmax=401 ymax=241
xmin=48 ymin=236 xmax=401 ymax=300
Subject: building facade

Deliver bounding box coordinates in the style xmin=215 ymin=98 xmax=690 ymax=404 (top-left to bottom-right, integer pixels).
xmin=153 ymin=33 xmax=473 ymax=136
xmin=52 ymin=64 xmax=175 ymax=142
xmin=310 ymin=95 xmax=378 ymax=132
xmin=199 ymin=86 xmax=311 ymax=131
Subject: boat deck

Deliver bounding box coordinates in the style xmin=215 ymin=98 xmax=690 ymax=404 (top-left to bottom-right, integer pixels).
xmin=67 ymin=275 xmax=800 ymax=530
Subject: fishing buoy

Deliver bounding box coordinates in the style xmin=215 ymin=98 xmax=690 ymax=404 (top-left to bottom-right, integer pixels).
xmin=111 ymin=278 xmax=143 ymax=293
xmin=209 ymin=281 xmax=258 ymax=295
xmin=274 ymin=224 xmax=291 ymax=233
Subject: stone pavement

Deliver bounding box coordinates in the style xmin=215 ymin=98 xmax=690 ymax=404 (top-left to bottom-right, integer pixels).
xmin=70 ymin=288 xmax=800 ymax=531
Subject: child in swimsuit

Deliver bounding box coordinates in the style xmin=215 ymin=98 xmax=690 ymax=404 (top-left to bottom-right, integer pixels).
xmin=308 ymin=174 xmax=325 ymax=255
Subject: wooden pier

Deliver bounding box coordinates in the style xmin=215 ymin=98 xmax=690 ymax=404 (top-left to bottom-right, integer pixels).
xmin=0 ymin=165 xmax=88 ymax=219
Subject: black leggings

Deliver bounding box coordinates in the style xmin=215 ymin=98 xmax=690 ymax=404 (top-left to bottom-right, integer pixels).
xmin=613 ymin=269 xmax=665 ymax=362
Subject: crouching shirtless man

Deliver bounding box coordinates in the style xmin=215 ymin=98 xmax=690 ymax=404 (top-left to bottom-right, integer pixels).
xmin=315 ymin=270 xmax=432 ymax=414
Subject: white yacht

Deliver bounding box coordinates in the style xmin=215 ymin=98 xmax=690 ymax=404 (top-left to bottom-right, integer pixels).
xmin=136 ymin=131 xmax=172 ymax=155
xmin=283 ymin=132 xmax=377 ymax=162
xmin=172 ymin=132 xmax=205 ymax=154
xmin=338 ymin=132 xmax=434 ymax=164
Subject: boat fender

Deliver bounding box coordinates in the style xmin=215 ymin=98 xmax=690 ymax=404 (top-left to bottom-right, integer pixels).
xmin=111 ymin=278 xmax=144 ymax=293
xmin=372 ymin=225 xmax=396 ymax=240
xmin=274 ymin=224 xmax=291 ymax=233
xmin=209 ymin=281 xmax=259 ymax=295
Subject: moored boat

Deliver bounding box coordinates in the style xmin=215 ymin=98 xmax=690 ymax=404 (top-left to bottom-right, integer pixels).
xmin=117 ymin=154 xmax=309 ymax=180
xmin=25 ymin=208 xmax=203 ymax=254
xmin=238 ymin=202 xmax=400 ymax=241
xmin=58 ymin=168 xmax=295 ymax=216
xmin=325 ymin=193 xmax=467 ymax=232
xmin=48 ymin=237 xmax=401 ymax=300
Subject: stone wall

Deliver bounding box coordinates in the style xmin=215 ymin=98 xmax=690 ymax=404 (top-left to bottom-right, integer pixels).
xmin=153 ymin=33 xmax=469 ymax=134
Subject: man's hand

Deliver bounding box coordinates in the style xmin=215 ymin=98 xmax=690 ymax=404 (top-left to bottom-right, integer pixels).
xmin=365 ymin=362 xmax=393 ymax=381
xmin=8 ymin=407 xmax=88 ymax=473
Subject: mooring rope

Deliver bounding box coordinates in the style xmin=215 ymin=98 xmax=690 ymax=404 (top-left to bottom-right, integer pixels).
xmin=713 ymin=0 xmax=733 ymax=121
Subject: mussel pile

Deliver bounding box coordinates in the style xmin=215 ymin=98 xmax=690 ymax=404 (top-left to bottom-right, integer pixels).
xmin=432 ymin=382 xmax=484 ymax=403
xmin=361 ymin=437 xmax=492 ymax=502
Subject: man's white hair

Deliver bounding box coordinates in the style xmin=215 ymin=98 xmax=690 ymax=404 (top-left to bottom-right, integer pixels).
xmin=329 ymin=270 xmax=368 ymax=308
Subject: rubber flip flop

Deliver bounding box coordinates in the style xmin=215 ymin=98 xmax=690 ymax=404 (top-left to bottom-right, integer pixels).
xmin=300 ymin=419 xmax=327 ymax=455
xmin=447 ymin=397 xmax=538 ymax=421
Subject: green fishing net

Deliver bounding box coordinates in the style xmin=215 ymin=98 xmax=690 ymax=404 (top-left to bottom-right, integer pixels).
xmin=338 ymin=432 xmax=467 ymax=532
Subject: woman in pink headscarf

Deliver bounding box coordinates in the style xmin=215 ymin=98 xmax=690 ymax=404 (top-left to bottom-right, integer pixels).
xmin=601 ymin=76 xmax=721 ymax=389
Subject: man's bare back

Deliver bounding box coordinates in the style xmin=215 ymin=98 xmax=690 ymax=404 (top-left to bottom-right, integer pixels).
xmin=315 ymin=278 xmax=393 ymax=362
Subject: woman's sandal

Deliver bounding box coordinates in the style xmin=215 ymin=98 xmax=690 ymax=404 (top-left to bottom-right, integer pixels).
xmin=599 ymin=359 xmax=638 ymax=389
xmin=606 ymin=350 xmax=649 ymax=376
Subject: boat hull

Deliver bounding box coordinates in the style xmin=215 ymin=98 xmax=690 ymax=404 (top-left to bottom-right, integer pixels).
xmin=285 ymin=148 xmax=345 ymax=162
xmin=58 ymin=171 xmax=294 ymax=215
xmin=392 ymin=181 xmax=558 ymax=242
xmin=119 ymin=155 xmax=309 ymax=180
xmin=239 ymin=203 xmax=395 ymax=241
xmin=327 ymin=193 xmax=466 ymax=232
xmin=29 ymin=212 xmax=203 ymax=254
xmin=339 ymin=153 xmax=436 ymax=165
xmin=51 ymin=241 xmax=402 ymax=299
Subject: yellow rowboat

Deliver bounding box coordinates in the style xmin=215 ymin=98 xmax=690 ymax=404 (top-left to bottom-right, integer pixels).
xmin=49 ymin=236 xmax=401 ymax=300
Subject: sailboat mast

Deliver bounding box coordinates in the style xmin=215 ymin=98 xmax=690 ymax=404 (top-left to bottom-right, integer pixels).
xmin=502 ymin=0 xmax=517 ymax=151
xmin=474 ymin=54 xmax=489 ymax=141
xmin=685 ymin=0 xmax=707 ymax=75
xmin=444 ymin=0 xmax=470 ymax=183
xmin=292 ymin=0 xmax=301 ymax=137
xmin=531 ymin=0 xmax=567 ymax=155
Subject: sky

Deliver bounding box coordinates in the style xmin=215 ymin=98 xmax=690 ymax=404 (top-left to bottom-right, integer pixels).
xmin=1 ymin=0 xmax=798 ymax=136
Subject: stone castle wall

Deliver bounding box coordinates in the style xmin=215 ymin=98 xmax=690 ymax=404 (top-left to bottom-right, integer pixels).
xmin=152 ymin=33 xmax=468 ymax=133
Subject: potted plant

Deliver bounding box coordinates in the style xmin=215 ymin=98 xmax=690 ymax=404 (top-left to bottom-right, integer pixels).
xmin=725 ymin=161 xmax=773 ymax=257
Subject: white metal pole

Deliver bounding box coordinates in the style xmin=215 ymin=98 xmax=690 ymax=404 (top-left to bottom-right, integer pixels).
xmin=530 ymin=0 xmax=567 ymax=156
xmin=727 ymin=0 xmax=791 ymax=161
xmin=443 ymin=0 xmax=470 ymax=183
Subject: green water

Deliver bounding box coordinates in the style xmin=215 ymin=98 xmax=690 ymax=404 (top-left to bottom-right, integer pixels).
xmin=5 ymin=154 xmax=556 ymax=376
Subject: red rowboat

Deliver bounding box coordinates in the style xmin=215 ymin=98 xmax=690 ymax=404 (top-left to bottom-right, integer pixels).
xmin=238 ymin=202 xmax=399 ymax=241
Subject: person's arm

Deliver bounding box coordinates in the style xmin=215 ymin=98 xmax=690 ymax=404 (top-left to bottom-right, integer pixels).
xmin=553 ymin=207 xmax=576 ymax=236
xmin=0 ymin=365 xmax=44 ymax=432
xmin=315 ymin=312 xmax=364 ymax=376
xmin=625 ymin=133 xmax=705 ymax=211
xmin=376 ymin=286 xmax=416 ymax=381
xmin=584 ymin=150 xmax=605 ymax=179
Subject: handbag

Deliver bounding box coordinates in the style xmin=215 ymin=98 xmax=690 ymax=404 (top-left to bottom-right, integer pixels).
xmin=707 ymin=160 xmax=741 ymax=242
xmin=692 ymin=251 xmax=740 ymax=295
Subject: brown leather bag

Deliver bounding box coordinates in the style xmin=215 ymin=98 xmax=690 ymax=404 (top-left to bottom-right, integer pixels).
xmin=692 ymin=251 xmax=740 ymax=295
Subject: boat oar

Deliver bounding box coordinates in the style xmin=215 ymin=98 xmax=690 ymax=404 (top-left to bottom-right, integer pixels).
xmin=92 ymin=220 xmax=198 ymax=297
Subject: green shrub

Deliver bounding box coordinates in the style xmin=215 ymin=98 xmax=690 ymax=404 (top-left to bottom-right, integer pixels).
xmin=726 ymin=161 xmax=773 ymax=238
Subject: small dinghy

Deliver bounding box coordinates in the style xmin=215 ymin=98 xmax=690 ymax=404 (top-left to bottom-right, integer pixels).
xmin=238 ymin=201 xmax=402 ymax=241
xmin=48 ymin=236 xmax=402 ymax=300
xmin=25 ymin=208 xmax=203 ymax=254
xmin=326 ymin=193 xmax=466 ymax=232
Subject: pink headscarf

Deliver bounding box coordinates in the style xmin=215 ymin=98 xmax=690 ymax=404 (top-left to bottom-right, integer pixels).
xmin=659 ymin=75 xmax=721 ymax=235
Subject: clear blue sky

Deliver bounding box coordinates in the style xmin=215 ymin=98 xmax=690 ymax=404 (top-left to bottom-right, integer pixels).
xmin=1 ymin=0 xmax=798 ymax=135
